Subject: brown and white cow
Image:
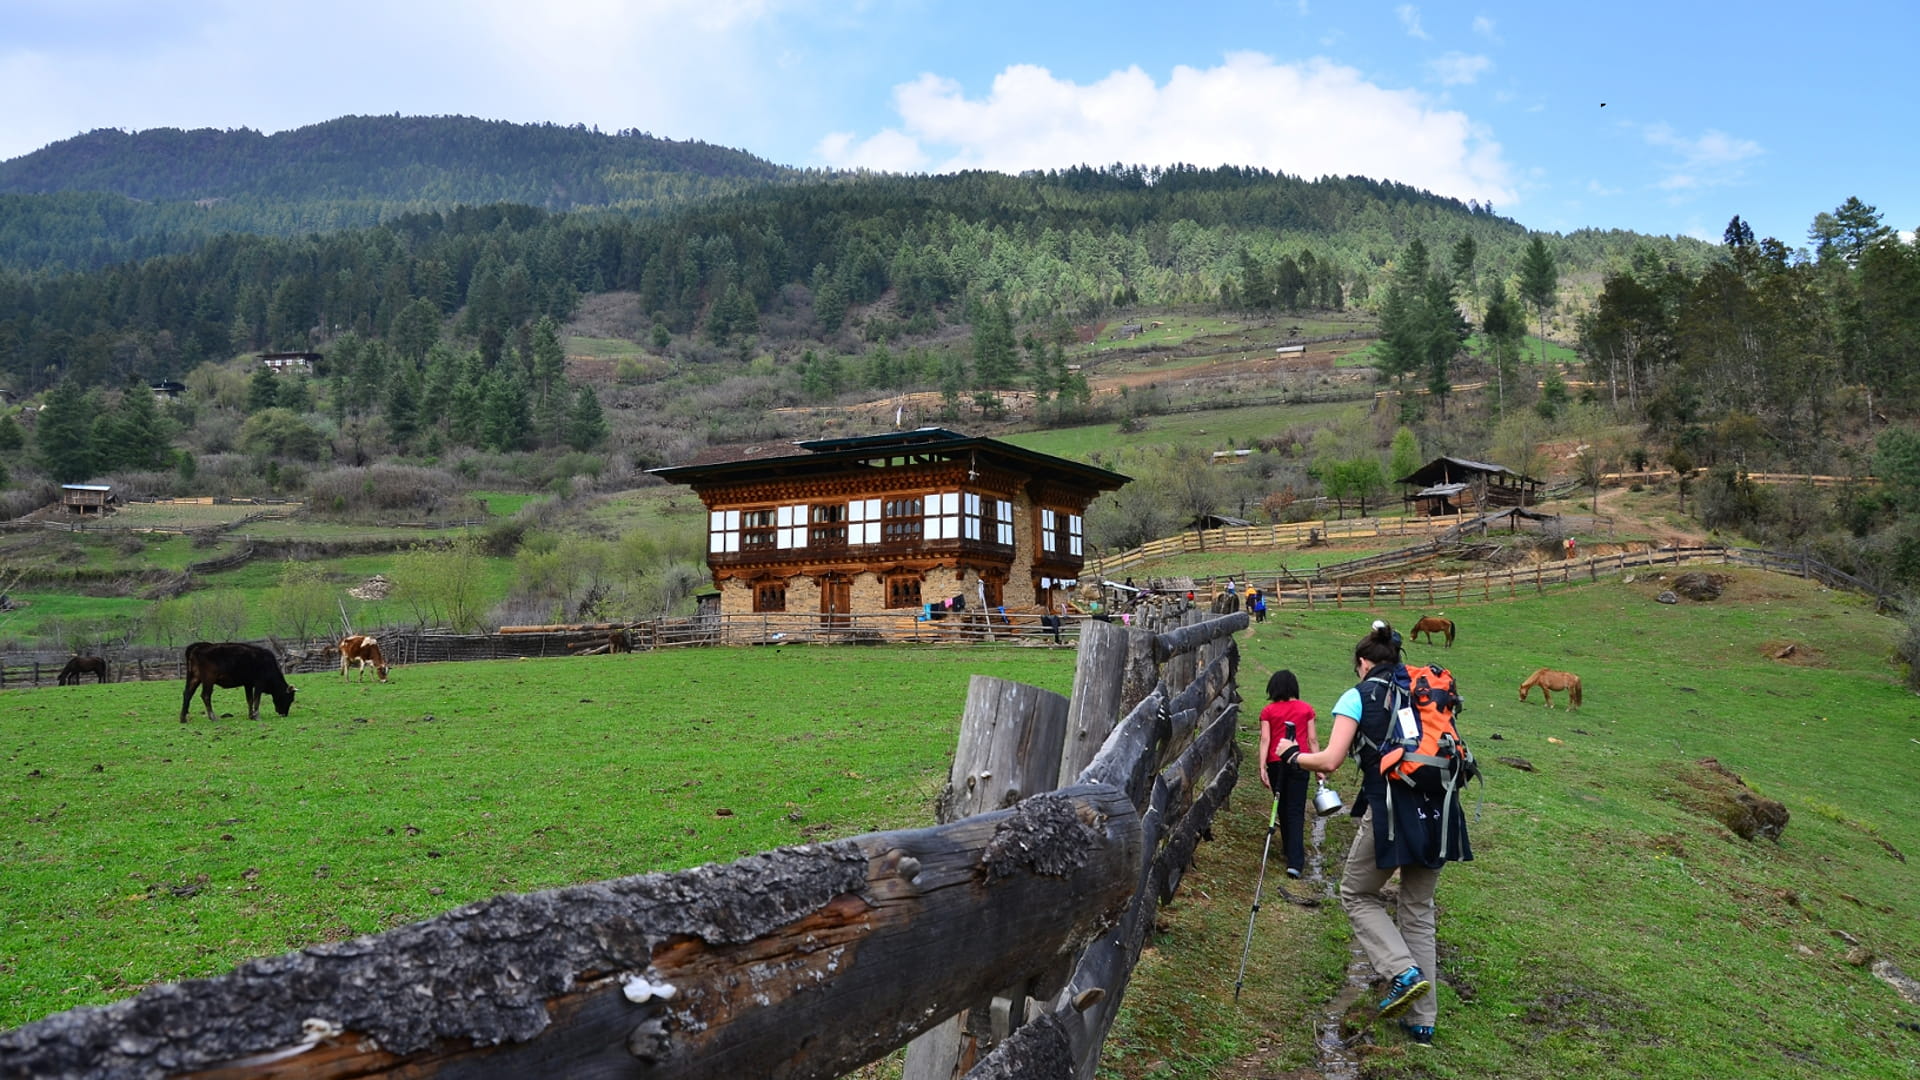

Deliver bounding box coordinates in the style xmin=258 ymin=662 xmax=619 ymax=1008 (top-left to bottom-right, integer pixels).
xmin=180 ymin=642 xmax=297 ymax=722
xmin=338 ymin=634 xmax=390 ymax=682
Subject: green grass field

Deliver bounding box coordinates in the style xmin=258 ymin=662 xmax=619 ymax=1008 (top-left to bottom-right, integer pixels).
xmin=1002 ymin=400 xmax=1367 ymax=461
xmin=0 ymin=645 xmax=1078 ymax=1028
xmin=5 ymin=564 xmax=1917 ymax=1078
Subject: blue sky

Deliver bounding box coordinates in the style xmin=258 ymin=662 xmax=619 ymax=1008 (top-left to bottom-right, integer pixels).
xmin=3 ymin=0 xmax=1914 ymax=244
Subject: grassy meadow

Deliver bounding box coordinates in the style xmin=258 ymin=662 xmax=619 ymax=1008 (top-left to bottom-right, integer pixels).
xmin=0 ymin=645 xmax=1078 ymax=1028
xmin=1106 ymin=568 xmax=1920 ymax=1079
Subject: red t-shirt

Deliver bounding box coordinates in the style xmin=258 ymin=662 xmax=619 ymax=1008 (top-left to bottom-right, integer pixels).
xmin=1259 ymin=699 xmax=1318 ymax=763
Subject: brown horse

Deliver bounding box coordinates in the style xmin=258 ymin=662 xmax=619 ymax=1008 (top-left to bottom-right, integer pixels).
xmin=58 ymin=655 xmax=108 ymax=685
xmin=1518 ymin=668 xmax=1582 ymax=709
xmin=1410 ymin=615 xmax=1455 ymax=647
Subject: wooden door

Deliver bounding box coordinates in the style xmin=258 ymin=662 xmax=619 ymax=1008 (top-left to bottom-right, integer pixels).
xmin=820 ymin=576 xmax=851 ymax=629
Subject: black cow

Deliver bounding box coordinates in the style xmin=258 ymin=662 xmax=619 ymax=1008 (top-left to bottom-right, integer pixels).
xmin=180 ymin=642 xmax=297 ymax=723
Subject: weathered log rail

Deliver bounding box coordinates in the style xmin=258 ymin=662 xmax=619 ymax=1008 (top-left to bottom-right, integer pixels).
xmin=0 ymin=603 xmax=1247 ymax=1080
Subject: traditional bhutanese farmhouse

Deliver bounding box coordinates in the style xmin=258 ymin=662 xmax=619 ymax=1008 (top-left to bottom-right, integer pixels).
xmin=1396 ymin=456 xmax=1543 ymax=516
xmin=651 ymin=428 xmax=1130 ymax=621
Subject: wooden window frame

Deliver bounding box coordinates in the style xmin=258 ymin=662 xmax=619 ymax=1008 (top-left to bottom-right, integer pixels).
xmin=886 ymin=573 xmax=924 ymax=609
xmin=753 ymin=581 xmax=787 ymax=613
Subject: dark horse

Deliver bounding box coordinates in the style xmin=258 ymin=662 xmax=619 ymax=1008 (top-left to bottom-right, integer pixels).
xmin=58 ymin=656 xmax=108 ymax=685
xmin=1410 ymin=615 xmax=1455 ymax=647
xmin=180 ymin=642 xmax=297 ymax=722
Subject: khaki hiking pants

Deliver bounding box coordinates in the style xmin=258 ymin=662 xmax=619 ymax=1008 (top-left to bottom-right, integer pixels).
xmin=1340 ymin=808 xmax=1440 ymax=1027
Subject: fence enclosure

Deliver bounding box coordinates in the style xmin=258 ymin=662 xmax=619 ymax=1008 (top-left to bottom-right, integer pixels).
xmin=0 ymin=606 xmax=1247 ymax=1080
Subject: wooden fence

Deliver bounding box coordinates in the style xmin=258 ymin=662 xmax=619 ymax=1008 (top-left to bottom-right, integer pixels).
xmin=0 ymin=607 xmax=1246 ymax=1080
xmin=1223 ymin=543 xmax=1900 ymax=613
xmin=1088 ymin=514 xmax=1456 ymax=575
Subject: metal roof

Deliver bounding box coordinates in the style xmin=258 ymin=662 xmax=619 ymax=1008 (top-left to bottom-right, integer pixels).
xmin=651 ymin=428 xmax=1130 ymax=492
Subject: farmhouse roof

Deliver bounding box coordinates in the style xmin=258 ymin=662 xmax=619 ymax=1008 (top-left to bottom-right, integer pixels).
xmin=62 ymin=483 xmax=112 ymax=492
xmin=1396 ymin=456 xmax=1541 ymax=487
xmin=651 ymin=427 xmax=1130 ymax=492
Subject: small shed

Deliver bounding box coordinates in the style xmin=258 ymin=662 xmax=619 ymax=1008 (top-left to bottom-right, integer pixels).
xmin=1397 ymin=457 xmax=1543 ymax=515
xmin=61 ymin=483 xmax=115 ymax=515
xmin=150 ymin=380 xmax=188 ymax=400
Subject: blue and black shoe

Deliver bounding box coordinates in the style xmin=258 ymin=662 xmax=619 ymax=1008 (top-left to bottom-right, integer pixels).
xmin=1377 ymin=965 xmax=1431 ymax=1020
xmin=1400 ymin=1021 xmax=1434 ymax=1046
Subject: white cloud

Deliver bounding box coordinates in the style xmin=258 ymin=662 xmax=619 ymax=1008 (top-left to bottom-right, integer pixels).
xmin=1643 ymin=123 xmax=1763 ymax=191
xmin=815 ymin=54 xmax=1517 ymax=209
xmin=1427 ymin=52 xmax=1491 ymax=86
xmin=1586 ymin=179 xmax=1622 ymax=197
xmin=1397 ymin=5 xmax=1429 ymax=39
xmin=1472 ymin=15 xmax=1497 ymax=39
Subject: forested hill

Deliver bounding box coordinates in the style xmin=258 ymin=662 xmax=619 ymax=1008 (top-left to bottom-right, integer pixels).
xmin=0 ymin=115 xmax=789 ymax=202
xmin=0 ymin=161 xmax=1715 ymax=397
xmin=0 ymin=115 xmax=797 ymax=271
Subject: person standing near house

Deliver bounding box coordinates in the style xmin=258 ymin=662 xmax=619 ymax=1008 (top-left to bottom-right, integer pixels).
xmin=1273 ymin=621 xmax=1472 ymax=1047
xmin=1255 ymin=670 xmax=1318 ymax=879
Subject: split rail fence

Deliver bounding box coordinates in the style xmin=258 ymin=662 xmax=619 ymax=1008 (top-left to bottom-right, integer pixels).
xmin=1088 ymin=514 xmax=1455 ymax=575
xmin=0 ymin=608 xmax=1247 ymax=1080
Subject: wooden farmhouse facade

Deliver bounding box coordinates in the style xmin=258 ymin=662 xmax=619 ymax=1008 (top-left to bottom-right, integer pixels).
xmin=652 ymin=429 xmax=1130 ymax=623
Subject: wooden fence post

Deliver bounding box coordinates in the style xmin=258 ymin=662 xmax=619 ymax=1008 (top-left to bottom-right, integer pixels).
xmin=1059 ymin=621 xmax=1155 ymax=783
xmin=905 ymin=675 xmax=1072 ymax=1080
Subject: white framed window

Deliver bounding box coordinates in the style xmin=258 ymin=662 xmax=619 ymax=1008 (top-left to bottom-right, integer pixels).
xmin=925 ymin=491 xmax=960 ymax=540
xmin=1068 ymin=513 xmax=1083 ymax=556
xmin=776 ymin=504 xmax=809 ymax=549
xmin=994 ymin=499 xmax=1014 ymax=546
xmin=848 ymin=498 xmax=881 ymax=545
xmin=1041 ymin=508 xmax=1058 ymax=553
xmin=709 ymin=509 xmax=740 ymax=553
xmin=962 ymin=493 xmax=983 ymax=541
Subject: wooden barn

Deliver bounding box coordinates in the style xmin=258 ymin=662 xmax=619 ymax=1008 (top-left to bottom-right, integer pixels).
xmin=60 ymin=483 xmax=115 ymax=515
xmin=652 ymin=429 xmax=1130 ymax=623
xmin=1396 ymin=456 xmax=1543 ymax=516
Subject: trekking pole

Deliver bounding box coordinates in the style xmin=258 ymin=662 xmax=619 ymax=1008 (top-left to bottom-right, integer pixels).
xmin=1233 ymin=794 xmax=1281 ymax=1001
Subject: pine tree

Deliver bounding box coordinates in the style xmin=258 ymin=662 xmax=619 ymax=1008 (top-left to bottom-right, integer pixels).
xmin=247 ymin=366 xmax=279 ymax=412
xmin=109 ymin=380 xmax=174 ymax=469
xmin=35 ymin=381 xmax=97 ymax=483
xmin=566 ymin=386 xmax=609 ymax=451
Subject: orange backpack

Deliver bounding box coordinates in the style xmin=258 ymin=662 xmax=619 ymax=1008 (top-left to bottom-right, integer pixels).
xmin=1361 ymin=664 xmax=1479 ymax=844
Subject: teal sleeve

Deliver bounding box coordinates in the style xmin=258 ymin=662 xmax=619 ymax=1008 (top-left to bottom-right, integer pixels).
xmin=1333 ymin=686 xmax=1363 ymax=721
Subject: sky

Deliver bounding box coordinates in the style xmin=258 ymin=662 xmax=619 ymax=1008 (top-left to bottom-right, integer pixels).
xmin=2 ymin=0 xmax=1915 ymax=245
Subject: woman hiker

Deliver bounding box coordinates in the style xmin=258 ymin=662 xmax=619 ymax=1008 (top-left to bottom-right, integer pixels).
xmin=1273 ymin=620 xmax=1472 ymax=1048
xmin=1255 ymin=670 xmax=1319 ymax=879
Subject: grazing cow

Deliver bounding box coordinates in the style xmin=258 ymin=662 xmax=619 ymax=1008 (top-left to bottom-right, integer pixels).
xmin=58 ymin=655 xmax=109 ymax=685
xmin=180 ymin=642 xmax=297 ymax=722
xmin=338 ymin=634 xmax=390 ymax=682
xmin=607 ymin=629 xmax=631 ymax=654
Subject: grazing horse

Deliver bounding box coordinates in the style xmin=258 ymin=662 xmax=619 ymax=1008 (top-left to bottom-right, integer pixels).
xmin=181 ymin=642 xmax=297 ymax=722
xmin=1410 ymin=615 xmax=1455 ymax=647
xmin=58 ymin=655 xmax=108 ymax=685
xmin=607 ymin=630 xmax=632 ymax=654
xmin=1518 ymin=668 xmax=1582 ymax=709
xmin=337 ymin=634 xmax=390 ymax=682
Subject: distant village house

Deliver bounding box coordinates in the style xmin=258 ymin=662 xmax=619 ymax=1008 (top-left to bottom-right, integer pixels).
xmin=259 ymin=352 xmax=320 ymax=373
xmin=652 ymin=428 xmax=1129 ymax=622
xmin=1397 ymin=456 xmax=1543 ymax=516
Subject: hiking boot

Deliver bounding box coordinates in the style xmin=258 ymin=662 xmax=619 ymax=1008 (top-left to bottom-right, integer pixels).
xmin=1285 ymin=867 xmax=1302 ymax=879
xmin=1377 ymin=966 xmax=1430 ymax=1019
xmin=1400 ymin=1021 xmax=1434 ymax=1046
